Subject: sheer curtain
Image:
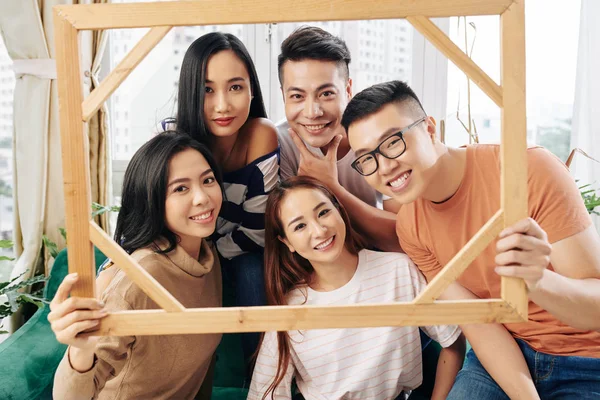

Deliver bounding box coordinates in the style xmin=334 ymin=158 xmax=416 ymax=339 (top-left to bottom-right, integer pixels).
xmin=570 ymin=0 xmax=600 ymax=230
xmin=0 ymin=0 xmax=109 ymax=332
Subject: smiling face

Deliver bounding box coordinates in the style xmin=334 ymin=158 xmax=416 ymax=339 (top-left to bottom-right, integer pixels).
xmin=347 ymin=103 xmax=441 ymax=204
xmin=203 ymin=49 xmax=253 ymax=138
xmin=281 ymin=59 xmax=352 ymax=149
xmin=164 ymin=148 xmax=223 ymax=255
xmin=278 ymin=187 xmax=349 ymax=268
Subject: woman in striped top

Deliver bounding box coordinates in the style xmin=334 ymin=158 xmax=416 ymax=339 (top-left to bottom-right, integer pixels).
xmin=167 ymin=32 xmax=279 ymax=370
xmin=250 ymin=176 xmax=539 ymax=400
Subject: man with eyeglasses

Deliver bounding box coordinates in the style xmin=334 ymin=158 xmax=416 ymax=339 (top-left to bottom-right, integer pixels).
xmin=342 ymin=80 xmax=600 ymax=398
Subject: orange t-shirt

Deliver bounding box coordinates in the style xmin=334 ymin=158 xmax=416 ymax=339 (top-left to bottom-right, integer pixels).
xmin=396 ymin=144 xmax=600 ymax=358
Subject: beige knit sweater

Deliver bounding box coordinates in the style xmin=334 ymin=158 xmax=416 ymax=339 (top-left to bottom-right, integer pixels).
xmin=53 ymin=239 xmax=222 ymax=400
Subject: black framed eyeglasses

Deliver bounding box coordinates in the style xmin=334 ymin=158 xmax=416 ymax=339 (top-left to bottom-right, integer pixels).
xmin=351 ymin=117 xmax=427 ymax=176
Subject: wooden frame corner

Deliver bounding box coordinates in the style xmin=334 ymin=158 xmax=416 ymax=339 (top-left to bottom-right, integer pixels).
xmin=54 ymin=0 xmax=528 ymax=336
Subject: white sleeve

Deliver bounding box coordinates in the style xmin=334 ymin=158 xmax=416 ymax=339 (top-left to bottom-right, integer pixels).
xmin=247 ymin=331 xmax=294 ymax=400
xmin=406 ymin=259 xmax=462 ymax=348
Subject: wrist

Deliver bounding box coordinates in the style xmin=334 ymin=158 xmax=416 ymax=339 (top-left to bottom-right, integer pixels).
xmin=527 ymin=268 xmax=553 ymax=295
xmin=68 ymin=346 xmax=97 ymax=373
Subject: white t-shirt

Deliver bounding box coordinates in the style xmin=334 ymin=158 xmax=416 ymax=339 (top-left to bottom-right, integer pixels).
xmin=248 ymin=250 xmax=462 ymax=400
xmin=277 ymin=120 xmax=382 ymax=208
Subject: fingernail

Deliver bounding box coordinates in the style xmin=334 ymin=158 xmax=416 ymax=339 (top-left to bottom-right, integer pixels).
xmin=70 ymin=273 xmax=79 ymax=279
xmin=98 ymin=301 xmax=105 ymax=307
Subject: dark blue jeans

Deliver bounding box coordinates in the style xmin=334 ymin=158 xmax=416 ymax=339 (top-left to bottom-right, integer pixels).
xmin=447 ymin=339 xmax=600 ymax=399
xmin=220 ymin=252 xmax=266 ymax=373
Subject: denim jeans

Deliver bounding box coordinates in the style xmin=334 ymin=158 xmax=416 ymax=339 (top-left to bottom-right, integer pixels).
xmin=220 ymin=252 xmax=266 ymax=374
xmin=447 ymin=339 xmax=600 ymax=399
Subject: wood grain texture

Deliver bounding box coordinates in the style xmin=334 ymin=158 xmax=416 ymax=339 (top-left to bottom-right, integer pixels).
xmin=55 ymin=0 xmax=530 ymax=330
xmin=54 ymin=0 xmax=513 ymax=30
xmin=500 ymin=0 xmax=528 ymax=319
xmin=89 ymin=222 xmax=185 ymax=312
xmin=54 ymin=13 xmax=96 ymax=298
xmin=414 ymin=210 xmax=505 ymax=304
xmin=82 ymin=26 xmax=172 ymax=122
xmin=93 ymin=300 xmax=522 ymax=336
xmin=407 ymin=15 xmax=503 ymax=107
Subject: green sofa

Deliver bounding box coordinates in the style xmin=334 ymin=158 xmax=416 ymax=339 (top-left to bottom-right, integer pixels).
xmin=0 ymin=248 xmax=441 ymax=400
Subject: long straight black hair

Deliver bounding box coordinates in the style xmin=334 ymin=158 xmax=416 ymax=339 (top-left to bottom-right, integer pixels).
xmin=114 ymin=131 xmax=224 ymax=254
xmin=176 ymin=32 xmax=268 ymax=145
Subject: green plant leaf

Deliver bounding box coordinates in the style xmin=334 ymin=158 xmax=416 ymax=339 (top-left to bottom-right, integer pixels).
xmin=42 ymin=235 xmax=59 ymax=259
xmin=91 ymin=202 xmax=121 ymax=217
xmin=17 ymin=294 xmax=46 ymax=309
xmin=0 ymin=240 xmax=13 ymax=249
xmin=0 ymin=274 xmax=47 ymax=296
xmin=0 ymin=303 xmax=12 ymax=318
xmin=0 ymin=256 xmax=14 ymax=262
xmin=59 ymin=227 xmax=68 ymax=242
xmin=6 ymin=292 xmax=19 ymax=312
xmin=0 ymin=272 xmax=25 ymax=293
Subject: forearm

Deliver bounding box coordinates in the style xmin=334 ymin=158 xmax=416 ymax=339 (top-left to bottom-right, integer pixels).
xmin=329 ymin=182 xmax=400 ymax=252
xmin=431 ymin=336 xmax=465 ymax=400
xmin=529 ymin=269 xmax=600 ymax=331
xmin=461 ymin=324 xmax=539 ymax=400
xmin=53 ymin=348 xmax=98 ymax=400
xmin=440 ymin=284 xmax=538 ymax=399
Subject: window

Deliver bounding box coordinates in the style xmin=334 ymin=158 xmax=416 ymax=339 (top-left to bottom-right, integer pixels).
xmin=105 ymin=9 xmax=250 ymax=210
xmin=0 ymin=35 xmax=15 ymax=282
xmin=105 ymin=13 xmax=443 ymax=222
xmin=443 ymin=1 xmax=581 ymax=164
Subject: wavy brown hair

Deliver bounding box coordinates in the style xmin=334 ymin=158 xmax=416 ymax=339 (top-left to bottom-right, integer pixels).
xmin=261 ymin=176 xmax=364 ymax=399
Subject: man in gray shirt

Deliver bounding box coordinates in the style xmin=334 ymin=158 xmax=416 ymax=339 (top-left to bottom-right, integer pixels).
xmin=275 ymin=27 xmax=400 ymax=251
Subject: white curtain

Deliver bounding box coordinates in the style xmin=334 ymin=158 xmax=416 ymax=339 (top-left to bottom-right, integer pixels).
xmin=571 ymin=0 xmax=600 ymax=230
xmin=0 ymin=0 xmax=60 ymax=307
xmin=0 ymin=0 xmax=109 ymax=332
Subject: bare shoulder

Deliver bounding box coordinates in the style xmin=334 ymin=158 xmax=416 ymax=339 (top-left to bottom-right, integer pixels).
xmin=244 ymin=117 xmax=279 ymax=164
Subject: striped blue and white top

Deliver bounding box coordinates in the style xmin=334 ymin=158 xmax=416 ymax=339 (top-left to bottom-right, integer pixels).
xmin=213 ymin=150 xmax=280 ymax=259
xmin=159 ymin=118 xmax=280 ymax=259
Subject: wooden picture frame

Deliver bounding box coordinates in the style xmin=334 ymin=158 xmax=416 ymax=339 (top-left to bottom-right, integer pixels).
xmin=53 ymin=0 xmax=528 ymax=336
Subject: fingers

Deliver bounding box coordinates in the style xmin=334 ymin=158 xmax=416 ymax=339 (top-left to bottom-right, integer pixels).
xmin=494 ymin=265 xmax=544 ymax=284
xmin=56 ymin=320 xmax=102 ymax=345
xmin=50 ymin=309 xmax=108 ymax=333
xmin=48 ymin=297 xmax=105 ymax=323
xmin=288 ymin=128 xmax=312 ymax=159
xmin=51 ymin=273 xmax=79 ymax=305
xmin=496 ymin=233 xmax=552 ymax=254
xmin=325 ymin=135 xmax=343 ymax=161
xmin=499 ymin=218 xmax=548 ymax=241
xmin=494 ymin=249 xmax=551 ymax=269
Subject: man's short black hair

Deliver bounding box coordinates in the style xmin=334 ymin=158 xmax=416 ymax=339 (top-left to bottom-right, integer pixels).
xmin=341 ymin=80 xmax=426 ymax=131
xmin=278 ymin=26 xmax=351 ymax=85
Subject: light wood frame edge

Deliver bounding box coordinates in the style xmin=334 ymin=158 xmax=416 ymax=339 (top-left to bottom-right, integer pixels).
xmin=53 ymin=0 xmax=528 ymax=334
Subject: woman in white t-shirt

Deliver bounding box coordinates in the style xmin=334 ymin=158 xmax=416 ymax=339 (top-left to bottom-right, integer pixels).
xmin=248 ymin=176 xmax=465 ymax=400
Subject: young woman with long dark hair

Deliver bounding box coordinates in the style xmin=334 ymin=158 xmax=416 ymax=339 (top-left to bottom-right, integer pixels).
xmin=163 ymin=32 xmax=279 ymax=367
xmin=249 ymin=176 xmax=541 ymax=400
xmin=249 ymin=176 xmax=465 ymax=400
xmin=49 ymin=132 xmax=225 ymax=399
